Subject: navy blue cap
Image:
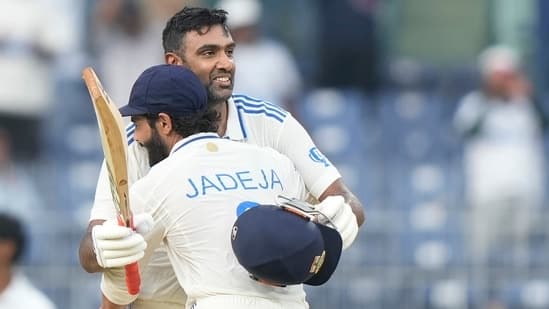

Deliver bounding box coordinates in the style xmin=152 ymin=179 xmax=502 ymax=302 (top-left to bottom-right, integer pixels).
xmin=119 ymin=64 xmax=207 ymax=117
xmin=231 ymin=205 xmax=342 ymax=286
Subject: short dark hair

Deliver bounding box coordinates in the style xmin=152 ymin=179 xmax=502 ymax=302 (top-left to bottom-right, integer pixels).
xmin=162 ymin=7 xmax=229 ymax=56
xmin=0 ymin=213 xmax=26 ymax=264
xmin=145 ymin=109 xmax=220 ymax=138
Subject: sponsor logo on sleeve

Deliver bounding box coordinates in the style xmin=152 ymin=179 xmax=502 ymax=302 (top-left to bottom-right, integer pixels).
xmin=308 ymin=147 xmax=330 ymax=167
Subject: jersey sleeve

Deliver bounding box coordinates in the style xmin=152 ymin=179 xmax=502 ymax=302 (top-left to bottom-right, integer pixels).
xmin=89 ymin=128 xmax=151 ymax=221
xmin=279 ymin=153 xmax=308 ymax=201
xmin=100 ymin=178 xmax=167 ymax=305
xmin=453 ymin=91 xmax=487 ymax=137
xmin=272 ymin=113 xmax=341 ymax=198
xmin=128 ymin=169 xmax=169 ymax=235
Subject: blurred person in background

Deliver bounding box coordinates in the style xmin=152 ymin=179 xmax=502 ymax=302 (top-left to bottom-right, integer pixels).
xmin=0 ymin=129 xmax=43 ymax=227
xmin=0 ymin=0 xmax=69 ymax=160
xmin=216 ymin=0 xmax=303 ymax=115
xmin=0 ymin=213 xmax=56 ymax=309
xmin=92 ymin=0 xmax=204 ymax=108
xmin=454 ymin=45 xmax=546 ymax=270
xmin=315 ymin=0 xmax=379 ymax=93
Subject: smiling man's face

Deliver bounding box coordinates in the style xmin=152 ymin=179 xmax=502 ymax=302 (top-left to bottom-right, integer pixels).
xmin=174 ymin=25 xmax=236 ymax=105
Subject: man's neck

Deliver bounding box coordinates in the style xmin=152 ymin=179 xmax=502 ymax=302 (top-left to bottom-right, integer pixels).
xmin=0 ymin=265 xmax=13 ymax=293
xmin=213 ymin=100 xmax=229 ymax=137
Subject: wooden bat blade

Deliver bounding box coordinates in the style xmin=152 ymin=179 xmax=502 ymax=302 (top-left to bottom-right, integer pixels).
xmin=82 ymin=66 xmax=140 ymax=295
xmin=82 ymin=67 xmax=130 ymax=224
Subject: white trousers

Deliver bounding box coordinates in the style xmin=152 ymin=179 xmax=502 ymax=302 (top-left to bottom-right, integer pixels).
xmin=187 ymin=295 xmax=309 ymax=309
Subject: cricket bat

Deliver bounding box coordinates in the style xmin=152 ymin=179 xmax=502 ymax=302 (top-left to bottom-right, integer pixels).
xmin=82 ymin=67 xmax=140 ymax=295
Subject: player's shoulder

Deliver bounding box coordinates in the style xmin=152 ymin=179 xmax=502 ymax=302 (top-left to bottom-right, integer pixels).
xmin=230 ymin=93 xmax=289 ymax=124
xmin=459 ymin=90 xmax=485 ymax=106
xmin=218 ymin=137 xmax=286 ymax=158
xmin=242 ymin=142 xmax=294 ymax=166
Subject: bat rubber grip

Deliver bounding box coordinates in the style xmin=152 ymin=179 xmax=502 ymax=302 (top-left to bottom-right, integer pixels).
xmin=125 ymin=262 xmax=140 ymax=295
xmin=117 ymin=215 xmax=141 ymax=295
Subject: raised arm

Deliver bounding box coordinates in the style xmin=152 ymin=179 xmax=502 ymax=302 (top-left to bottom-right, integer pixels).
xmin=79 ymin=137 xmax=150 ymax=272
xmin=100 ymin=181 xmax=166 ymax=307
xmin=79 ymin=219 xmax=107 ymax=273
xmin=273 ymin=113 xmax=365 ymax=226
xmin=79 ymin=161 xmax=116 ymax=272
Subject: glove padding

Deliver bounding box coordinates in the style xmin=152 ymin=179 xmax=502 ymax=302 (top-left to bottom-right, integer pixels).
xmin=92 ymin=213 xmax=153 ymax=268
xmin=314 ymin=196 xmax=358 ymax=250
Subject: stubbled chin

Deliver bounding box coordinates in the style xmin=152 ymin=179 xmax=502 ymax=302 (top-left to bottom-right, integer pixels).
xmin=208 ymin=85 xmax=233 ymax=101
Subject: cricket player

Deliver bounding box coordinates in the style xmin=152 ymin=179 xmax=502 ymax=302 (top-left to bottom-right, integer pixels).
xmin=97 ymin=64 xmax=348 ymax=309
xmin=79 ymin=6 xmax=364 ymax=309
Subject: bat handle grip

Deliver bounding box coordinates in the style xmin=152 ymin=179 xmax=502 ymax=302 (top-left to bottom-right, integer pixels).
xmin=125 ymin=262 xmax=141 ymax=295
xmin=117 ymin=216 xmax=141 ymax=295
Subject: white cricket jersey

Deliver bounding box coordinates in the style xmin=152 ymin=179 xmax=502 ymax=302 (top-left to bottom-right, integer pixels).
xmin=90 ymin=94 xmax=341 ymax=303
xmin=0 ymin=272 xmax=56 ymax=309
xmin=130 ymin=133 xmax=309 ymax=303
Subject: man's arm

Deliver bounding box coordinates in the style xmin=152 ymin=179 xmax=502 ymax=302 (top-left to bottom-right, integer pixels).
xmin=80 ymin=139 xmax=150 ymax=273
xmin=319 ymin=178 xmax=365 ymax=227
xmin=79 ymin=219 xmax=106 ymax=273
xmin=272 ymin=113 xmax=365 ymax=227
xmin=99 ymin=208 xmax=164 ymax=308
xmin=453 ymin=92 xmax=488 ymax=138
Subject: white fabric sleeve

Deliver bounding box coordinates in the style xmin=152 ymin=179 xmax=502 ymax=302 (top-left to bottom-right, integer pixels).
xmin=101 ymin=267 xmax=138 ymax=305
xmin=90 ymin=139 xmax=151 ymax=221
xmin=273 ymin=114 xmax=341 ymax=198
xmin=100 ymin=187 xmax=166 ymax=305
xmin=90 ymin=161 xmax=116 ymax=221
xmin=453 ymin=91 xmax=487 ymax=136
xmin=279 ymin=152 xmax=308 ymax=201
xmin=129 ymin=176 xmax=168 ymax=251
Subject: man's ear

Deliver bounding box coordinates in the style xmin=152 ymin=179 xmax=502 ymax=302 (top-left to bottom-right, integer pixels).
xmin=157 ymin=113 xmax=173 ymax=134
xmin=165 ymin=52 xmax=183 ymax=65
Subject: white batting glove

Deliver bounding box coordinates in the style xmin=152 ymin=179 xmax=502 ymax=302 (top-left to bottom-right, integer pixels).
xmin=92 ymin=213 xmax=153 ymax=268
xmin=314 ymin=196 xmax=359 ymax=250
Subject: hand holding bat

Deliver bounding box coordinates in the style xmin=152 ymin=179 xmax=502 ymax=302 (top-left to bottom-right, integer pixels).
xmin=92 ymin=213 xmax=153 ymax=270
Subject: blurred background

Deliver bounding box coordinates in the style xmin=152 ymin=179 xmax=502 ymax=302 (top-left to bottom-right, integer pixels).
xmin=2 ymin=0 xmax=549 ymax=308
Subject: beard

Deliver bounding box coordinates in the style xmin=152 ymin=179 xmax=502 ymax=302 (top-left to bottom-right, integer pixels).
xmin=144 ymin=128 xmax=170 ymax=167
xmin=207 ymin=74 xmax=234 ymax=104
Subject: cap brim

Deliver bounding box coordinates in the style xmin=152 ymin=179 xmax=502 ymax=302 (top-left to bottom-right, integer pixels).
xmin=119 ymin=104 xmax=147 ymax=117
xmin=304 ymin=223 xmax=342 ymax=286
